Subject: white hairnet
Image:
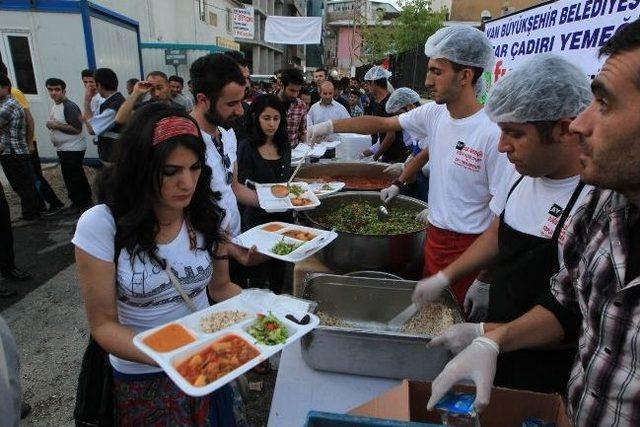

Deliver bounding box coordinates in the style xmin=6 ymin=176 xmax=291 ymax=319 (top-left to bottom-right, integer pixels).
xmin=424 ymin=25 xmax=495 ymax=70
xmin=385 ymin=87 xmax=420 ymax=114
xmin=364 ymin=65 xmax=392 ymax=81
xmin=485 ymin=53 xmax=593 ymax=123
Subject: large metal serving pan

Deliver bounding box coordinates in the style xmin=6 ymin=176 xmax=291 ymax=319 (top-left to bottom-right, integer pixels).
xmin=303 ymin=192 xmax=428 ymax=279
xmin=300 ymin=274 xmax=464 ymax=380
xmin=296 ymin=162 xmax=400 ymax=190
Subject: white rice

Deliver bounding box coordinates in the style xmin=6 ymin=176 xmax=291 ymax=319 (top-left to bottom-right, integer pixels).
xmin=199 ymin=310 xmax=250 ymax=333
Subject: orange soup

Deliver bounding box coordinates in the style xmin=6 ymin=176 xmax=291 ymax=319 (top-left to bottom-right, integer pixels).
xmin=144 ymin=323 xmax=195 ymax=353
xmin=262 ymin=223 xmax=284 ymax=232
xmin=175 ymin=334 xmax=260 ymax=387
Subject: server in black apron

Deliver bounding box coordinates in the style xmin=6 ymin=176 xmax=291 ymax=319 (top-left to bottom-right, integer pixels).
xmin=487 ymin=176 xmax=585 ymax=393
xmin=422 ymin=54 xmax=594 ymax=394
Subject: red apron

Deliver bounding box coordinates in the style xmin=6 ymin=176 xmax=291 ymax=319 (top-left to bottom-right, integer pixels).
xmin=423 ymin=223 xmax=481 ymax=306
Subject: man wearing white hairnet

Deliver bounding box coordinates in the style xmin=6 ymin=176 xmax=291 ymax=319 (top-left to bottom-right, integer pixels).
xmin=377 ymin=87 xmax=429 ymax=203
xmin=362 ymin=66 xmax=407 ymax=163
xmin=308 ymin=26 xmax=511 ymax=306
xmin=426 ymin=20 xmax=640 ymax=425
xmin=422 ymin=54 xmax=592 ymax=397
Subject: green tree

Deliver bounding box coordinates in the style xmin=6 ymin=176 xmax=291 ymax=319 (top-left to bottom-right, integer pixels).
xmin=392 ymin=0 xmax=447 ymax=53
xmin=358 ymin=0 xmax=447 ymax=62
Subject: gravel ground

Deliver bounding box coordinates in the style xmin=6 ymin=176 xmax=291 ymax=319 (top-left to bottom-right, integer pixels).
xmin=1 ymin=162 xmax=277 ymax=426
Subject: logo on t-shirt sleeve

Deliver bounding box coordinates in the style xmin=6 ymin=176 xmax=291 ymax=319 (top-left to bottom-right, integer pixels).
xmin=455 ymin=141 xmax=465 ymax=150
xmin=548 ymin=204 xmax=563 ymax=217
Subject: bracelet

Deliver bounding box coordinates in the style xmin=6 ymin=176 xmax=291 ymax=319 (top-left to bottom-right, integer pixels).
xmin=213 ymin=254 xmax=230 ymax=260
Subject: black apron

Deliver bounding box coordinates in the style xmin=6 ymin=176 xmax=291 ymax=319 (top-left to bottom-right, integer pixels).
xmin=488 ymin=175 xmax=585 ymax=393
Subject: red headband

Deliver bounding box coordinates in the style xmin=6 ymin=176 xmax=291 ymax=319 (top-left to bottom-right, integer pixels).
xmin=152 ymin=117 xmax=199 ymax=146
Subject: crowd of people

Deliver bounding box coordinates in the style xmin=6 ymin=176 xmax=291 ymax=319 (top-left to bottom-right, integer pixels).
xmin=0 ymin=16 xmax=639 ymax=427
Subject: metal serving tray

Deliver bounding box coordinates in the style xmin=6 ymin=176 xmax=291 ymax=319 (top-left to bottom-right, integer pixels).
xmin=300 ymin=274 xmax=464 ymax=380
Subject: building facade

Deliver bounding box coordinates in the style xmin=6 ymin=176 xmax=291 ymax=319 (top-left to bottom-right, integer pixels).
xmin=431 ymin=0 xmax=549 ymax=25
xmin=325 ymin=0 xmax=400 ymax=75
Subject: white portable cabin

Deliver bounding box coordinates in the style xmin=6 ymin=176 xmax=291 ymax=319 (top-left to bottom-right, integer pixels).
xmin=0 ymin=0 xmax=142 ymax=161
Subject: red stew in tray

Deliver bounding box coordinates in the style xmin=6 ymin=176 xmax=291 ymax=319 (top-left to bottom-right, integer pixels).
xmin=175 ymin=334 xmax=260 ymax=387
xmin=320 ymin=175 xmax=393 ymax=190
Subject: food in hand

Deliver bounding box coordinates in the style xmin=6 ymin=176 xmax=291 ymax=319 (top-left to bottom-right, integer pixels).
xmin=262 ymin=223 xmax=285 ymax=232
xmin=270 ymin=184 xmax=289 ymax=198
xmin=288 ymin=184 xmax=305 ymax=197
xmin=143 ymin=323 xmax=195 ymax=353
xmin=281 ymin=229 xmax=317 ymax=241
xmin=248 ymin=312 xmax=289 ymax=345
xmin=270 ymin=239 xmax=303 ymax=255
xmin=175 ymin=334 xmax=260 ymax=387
xmin=290 ymin=197 xmax=312 ymax=206
xmin=199 ymin=310 xmax=250 ymax=333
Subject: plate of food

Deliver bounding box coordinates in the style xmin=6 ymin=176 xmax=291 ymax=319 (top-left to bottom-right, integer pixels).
xmin=256 ymin=182 xmax=321 ymax=213
xmin=231 ymin=222 xmax=338 ymax=263
xmin=133 ymin=291 xmax=319 ymax=397
xmin=306 ymin=181 xmax=345 ymax=198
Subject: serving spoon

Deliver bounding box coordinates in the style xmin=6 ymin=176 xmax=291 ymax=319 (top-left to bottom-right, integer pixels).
xmin=377 ymin=205 xmax=390 ymax=221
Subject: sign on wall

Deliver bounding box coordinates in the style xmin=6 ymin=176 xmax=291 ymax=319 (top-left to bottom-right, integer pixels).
xmin=233 ymin=7 xmax=255 ymax=39
xmin=484 ymin=0 xmax=640 ymax=82
xmin=164 ymin=49 xmax=187 ymax=66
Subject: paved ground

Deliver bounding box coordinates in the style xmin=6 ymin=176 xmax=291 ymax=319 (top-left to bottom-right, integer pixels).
xmin=1 ymin=164 xmax=276 ymax=426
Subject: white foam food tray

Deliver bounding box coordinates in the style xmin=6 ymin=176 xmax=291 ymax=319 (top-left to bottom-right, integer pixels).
xmin=133 ymin=290 xmax=319 ymax=397
xmin=256 ymin=182 xmax=321 ymax=213
xmin=232 ymin=222 xmax=338 ymax=263
xmin=306 ymin=181 xmax=345 ymax=198
xmin=292 ymin=143 xmax=326 ymax=160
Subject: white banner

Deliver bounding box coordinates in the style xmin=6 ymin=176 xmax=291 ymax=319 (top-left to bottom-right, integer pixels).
xmin=484 ymin=0 xmax=640 ymax=83
xmin=264 ymin=16 xmax=322 ymax=44
xmin=233 ymin=7 xmax=255 ymax=39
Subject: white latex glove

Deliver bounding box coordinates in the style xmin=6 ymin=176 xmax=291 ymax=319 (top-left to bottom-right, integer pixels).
xmin=383 ymin=163 xmax=404 ymax=174
xmin=415 ymin=208 xmax=429 ymax=223
xmin=427 ymin=322 xmax=484 ymax=354
xmin=412 ymin=271 xmax=450 ymax=306
xmin=307 ymin=121 xmax=333 ymax=144
xmin=464 ymin=279 xmax=490 ymax=322
xmin=380 ymin=184 xmax=400 ymax=203
xmin=427 ymin=337 xmax=499 ymax=413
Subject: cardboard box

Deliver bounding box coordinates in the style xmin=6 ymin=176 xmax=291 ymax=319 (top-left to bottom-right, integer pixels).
xmin=350 ymin=380 xmax=572 ymax=427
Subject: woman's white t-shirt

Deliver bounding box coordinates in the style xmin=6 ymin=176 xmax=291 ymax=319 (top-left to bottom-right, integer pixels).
xmin=398 ymin=102 xmax=512 ymax=234
xmin=72 ymin=205 xmax=211 ymax=374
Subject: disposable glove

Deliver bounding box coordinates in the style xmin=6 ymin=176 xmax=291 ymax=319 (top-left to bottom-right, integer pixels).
xmin=380 ymin=184 xmax=400 ymax=203
xmin=383 ymin=163 xmax=404 ymax=174
xmin=464 ymin=279 xmax=490 ymax=322
xmin=412 ymin=271 xmax=450 ymax=306
xmin=426 ymin=337 xmax=499 ymax=413
xmin=307 ymin=121 xmax=333 ymax=144
xmin=415 ymin=208 xmax=429 ymax=223
xmin=427 ymin=322 xmax=484 ymax=354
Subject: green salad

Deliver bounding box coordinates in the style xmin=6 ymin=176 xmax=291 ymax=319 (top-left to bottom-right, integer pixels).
xmin=248 ymin=312 xmax=289 ymax=345
xmin=271 ymin=239 xmax=302 ymax=255
xmin=289 ymin=184 xmax=305 ymax=197
xmin=315 ymin=201 xmax=424 ymax=235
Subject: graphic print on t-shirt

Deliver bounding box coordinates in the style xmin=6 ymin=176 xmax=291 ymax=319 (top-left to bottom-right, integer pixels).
xmin=453 ymin=141 xmax=484 ymax=173
xmin=118 ymin=262 xmax=212 ymax=308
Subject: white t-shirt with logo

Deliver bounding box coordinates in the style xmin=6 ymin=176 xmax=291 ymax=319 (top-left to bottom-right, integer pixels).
xmin=398 ymin=102 xmax=511 ymax=234
xmin=202 ymin=128 xmax=241 ymax=237
xmin=490 ymin=170 xmax=593 ymax=247
xmin=71 ymin=205 xmax=211 ymax=374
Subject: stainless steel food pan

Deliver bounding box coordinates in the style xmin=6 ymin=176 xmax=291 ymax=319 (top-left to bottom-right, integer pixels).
xmin=300 ymin=274 xmax=463 ymax=380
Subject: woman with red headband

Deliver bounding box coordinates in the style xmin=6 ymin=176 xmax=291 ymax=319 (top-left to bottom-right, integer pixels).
xmin=72 ymin=103 xmax=246 ymax=425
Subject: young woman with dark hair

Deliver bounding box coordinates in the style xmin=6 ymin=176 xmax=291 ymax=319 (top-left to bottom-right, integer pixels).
xmin=72 ymin=103 xmax=247 ymax=425
xmin=236 ymin=94 xmax=292 ymax=292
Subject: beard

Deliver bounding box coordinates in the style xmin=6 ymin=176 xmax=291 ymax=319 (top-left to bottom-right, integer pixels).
xmin=204 ymin=103 xmax=235 ymax=127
